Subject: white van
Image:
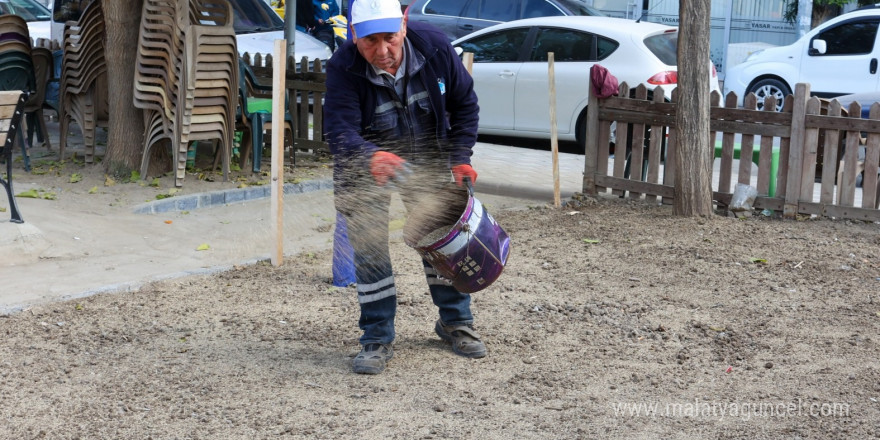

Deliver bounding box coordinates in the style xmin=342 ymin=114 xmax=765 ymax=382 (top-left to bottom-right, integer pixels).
xmin=49 ymin=0 xmax=332 ymax=60
xmin=723 ymin=8 xmax=880 ymax=110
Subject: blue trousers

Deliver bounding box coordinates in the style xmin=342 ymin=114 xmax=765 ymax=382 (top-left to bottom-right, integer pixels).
xmin=337 ymin=172 xmax=473 ymax=345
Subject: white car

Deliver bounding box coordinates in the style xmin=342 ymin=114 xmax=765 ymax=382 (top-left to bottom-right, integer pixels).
xmin=49 ymin=0 xmax=331 ymax=62
xmin=452 ymin=16 xmax=721 ymax=147
xmin=724 ymin=8 xmax=880 ymax=111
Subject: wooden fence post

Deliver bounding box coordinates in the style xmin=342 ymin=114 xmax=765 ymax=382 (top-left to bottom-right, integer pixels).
xmin=783 ymin=83 xmax=809 ymax=219
xmin=662 ymin=88 xmax=679 ymax=205
xmin=863 ymin=104 xmax=880 ymax=208
xmin=547 ymin=53 xmax=560 ymax=207
xmin=462 ymin=52 xmax=474 ymax=74
xmin=583 ymin=92 xmax=599 ymax=195
xmin=271 ymin=40 xmax=287 ymax=266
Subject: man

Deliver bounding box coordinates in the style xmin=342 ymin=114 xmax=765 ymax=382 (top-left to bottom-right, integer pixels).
xmin=310 ymin=0 xmax=340 ymax=51
xmin=324 ymin=0 xmax=484 ymax=375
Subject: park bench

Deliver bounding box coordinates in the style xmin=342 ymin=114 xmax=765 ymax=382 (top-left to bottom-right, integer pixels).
xmin=0 ymin=90 xmax=26 ymax=223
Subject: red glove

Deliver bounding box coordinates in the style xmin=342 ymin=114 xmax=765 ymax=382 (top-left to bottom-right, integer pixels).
xmin=370 ymin=151 xmax=407 ymax=186
xmin=452 ymin=164 xmax=477 ymax=187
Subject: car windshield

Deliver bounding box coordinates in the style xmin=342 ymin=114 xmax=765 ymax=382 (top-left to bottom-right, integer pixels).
xmin=555 ymin=0 xmax=605 ymax=16
xmin=643 ymin=31 xmax=677 ymax=65
xmin=0 ymin=0 xmax=51 ymax=21
xmin=229 ymin=0 xmax=285 ymax=34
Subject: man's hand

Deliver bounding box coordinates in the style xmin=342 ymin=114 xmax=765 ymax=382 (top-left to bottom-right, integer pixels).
xmin=452 ymin=164 xmax=477 ymax=187
xmin=370 ymin=151 xmax=407 ymax=186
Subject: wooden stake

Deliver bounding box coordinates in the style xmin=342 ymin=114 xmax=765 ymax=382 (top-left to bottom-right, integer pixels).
xmin=462 ymin=52 xmax=474 ymax=75
xmin=271 ymin=39 xmax=286 ymax=266
xmin=548 ymin=53 xmax=561 ymax=208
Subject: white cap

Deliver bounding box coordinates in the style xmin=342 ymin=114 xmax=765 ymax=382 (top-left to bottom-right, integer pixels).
xmin=350 ymin=0 xmax=403 ymax=38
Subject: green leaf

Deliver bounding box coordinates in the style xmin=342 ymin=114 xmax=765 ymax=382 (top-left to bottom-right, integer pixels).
xmin=15 ymin=189 xmax=40 ymax=198
xmin=582 ymin=238 xmax=600 ymax=244
xmin=149 ymin=177 xmax=160 ymax=187
xmin=196 ymin=243 xmax=211 ymax=251
xmin=129 ymin=170 xmax=141 ymax=182
xmin=88 ymin=186 xmax=98 ymax=194
xmin=16 ymin=188 xmax=55 ymax=200
xmin=69 ymin=173 xmax=82 ymax=183
xmin=750 ymin=258 xmax=767 ymax=264
xmin=156 ymin=188 xmax=179 ymax=200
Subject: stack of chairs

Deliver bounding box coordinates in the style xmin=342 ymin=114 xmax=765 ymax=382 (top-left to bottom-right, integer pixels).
xmin=134 ymin=0 xmax=185 ymax=179
xmin=34 ymin=38 xmax=62 ymax=118
xmin=0 ymin=15 xmax=36 ymax=170
xmin=25 ymin=46 xmax=54 ymax=150
xmin=58 ymin=0 xmax=108 ymax=164
xmin=179 ymin=0 xmax=237 ymax=184
xmin=136 ymin=0 xmax=238 ymax=187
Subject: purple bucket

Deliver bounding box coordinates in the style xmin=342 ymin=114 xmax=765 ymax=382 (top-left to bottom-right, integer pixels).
xmin=404 ymin=183 xmax=510 ymax=294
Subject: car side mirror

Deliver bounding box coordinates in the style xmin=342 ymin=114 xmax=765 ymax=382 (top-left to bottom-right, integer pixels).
xmin=809 ymin=39 xmax=827 ymax=55
xmin=454 ymin=46 xmax=463 ymax=56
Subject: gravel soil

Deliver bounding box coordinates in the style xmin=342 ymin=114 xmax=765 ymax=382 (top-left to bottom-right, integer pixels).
xmin=2 ymin=172 xmax=879 ymax=439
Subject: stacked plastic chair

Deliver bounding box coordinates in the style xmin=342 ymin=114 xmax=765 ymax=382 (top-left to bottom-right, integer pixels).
xmin=25 ymin=46 xmax=53 ymax=150
xmin=178 ymin=0 xmax=237 ymax=184
xmin=237 ymin=58 xmax=293 ymax=173
xmin=58 ymin=0 xmax=109 ymax=163
xmin=136 ymin=0 xmax=238 ymax=187
xmin=134 ymin=0 xmax=186 ymax=180
xmin=0 ymin=15 xmax=36 ymax=171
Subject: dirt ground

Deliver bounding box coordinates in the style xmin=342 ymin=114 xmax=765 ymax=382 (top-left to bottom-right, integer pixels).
xmin=2 ymin=140 xmax=880 ymax=438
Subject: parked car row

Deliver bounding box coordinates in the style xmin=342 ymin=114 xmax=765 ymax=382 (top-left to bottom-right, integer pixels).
xmin=11 ymin=0 xmax=729 ymax=155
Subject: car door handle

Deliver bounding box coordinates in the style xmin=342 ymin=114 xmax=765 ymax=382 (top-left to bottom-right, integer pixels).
xmin=872 ymin=58 xmax=878 ymax=74
xmin=459 ymin=24 xmax=473 ymax=31
xmin=498 ymin=70 xmax=515 ymax=78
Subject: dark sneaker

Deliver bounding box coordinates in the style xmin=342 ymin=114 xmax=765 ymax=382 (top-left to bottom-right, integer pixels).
xmin=434 ymin=320 xmax=487 ymax=359
xmin=352 ymin=343 xmax=393 ymax=375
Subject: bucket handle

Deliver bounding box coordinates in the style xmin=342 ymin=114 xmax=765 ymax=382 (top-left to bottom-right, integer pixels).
xmin=463 ymin=176 xmax=474 ymax=197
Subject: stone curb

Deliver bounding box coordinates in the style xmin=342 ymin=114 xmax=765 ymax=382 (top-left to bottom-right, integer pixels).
xmin=131 ymin=178 xmax=334 ymax=214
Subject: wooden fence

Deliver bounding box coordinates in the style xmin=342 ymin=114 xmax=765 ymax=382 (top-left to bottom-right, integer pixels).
xmin=240 ymin=53 xmax=880 ymax=222
xmin=584 ymin=82 xmax=880 ymax=222
xmin=242 ymin=53 xmax=329 ymax=156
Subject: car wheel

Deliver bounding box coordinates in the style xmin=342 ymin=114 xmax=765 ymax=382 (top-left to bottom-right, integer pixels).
xmin=576 ymin=108 xmax=616 ymax=155
xmin=747 ymin=79 xmax=790 ymax=112
xmin=575 ymin=108 xmax=587 ymax=151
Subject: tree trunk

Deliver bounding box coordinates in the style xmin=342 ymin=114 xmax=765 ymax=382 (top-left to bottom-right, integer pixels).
xmin=673 ymin=0 xmax=714 ymax=217
xmin=102 ymin=0 xmax=145 ymax=177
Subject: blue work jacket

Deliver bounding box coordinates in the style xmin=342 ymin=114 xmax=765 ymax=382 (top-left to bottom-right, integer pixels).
xmin=324 ymin=21 xmax=480 ymax=176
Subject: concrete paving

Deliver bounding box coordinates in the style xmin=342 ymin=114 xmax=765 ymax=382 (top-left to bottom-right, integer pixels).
xmin=0 ymin=130 xmax=584 ymax=313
